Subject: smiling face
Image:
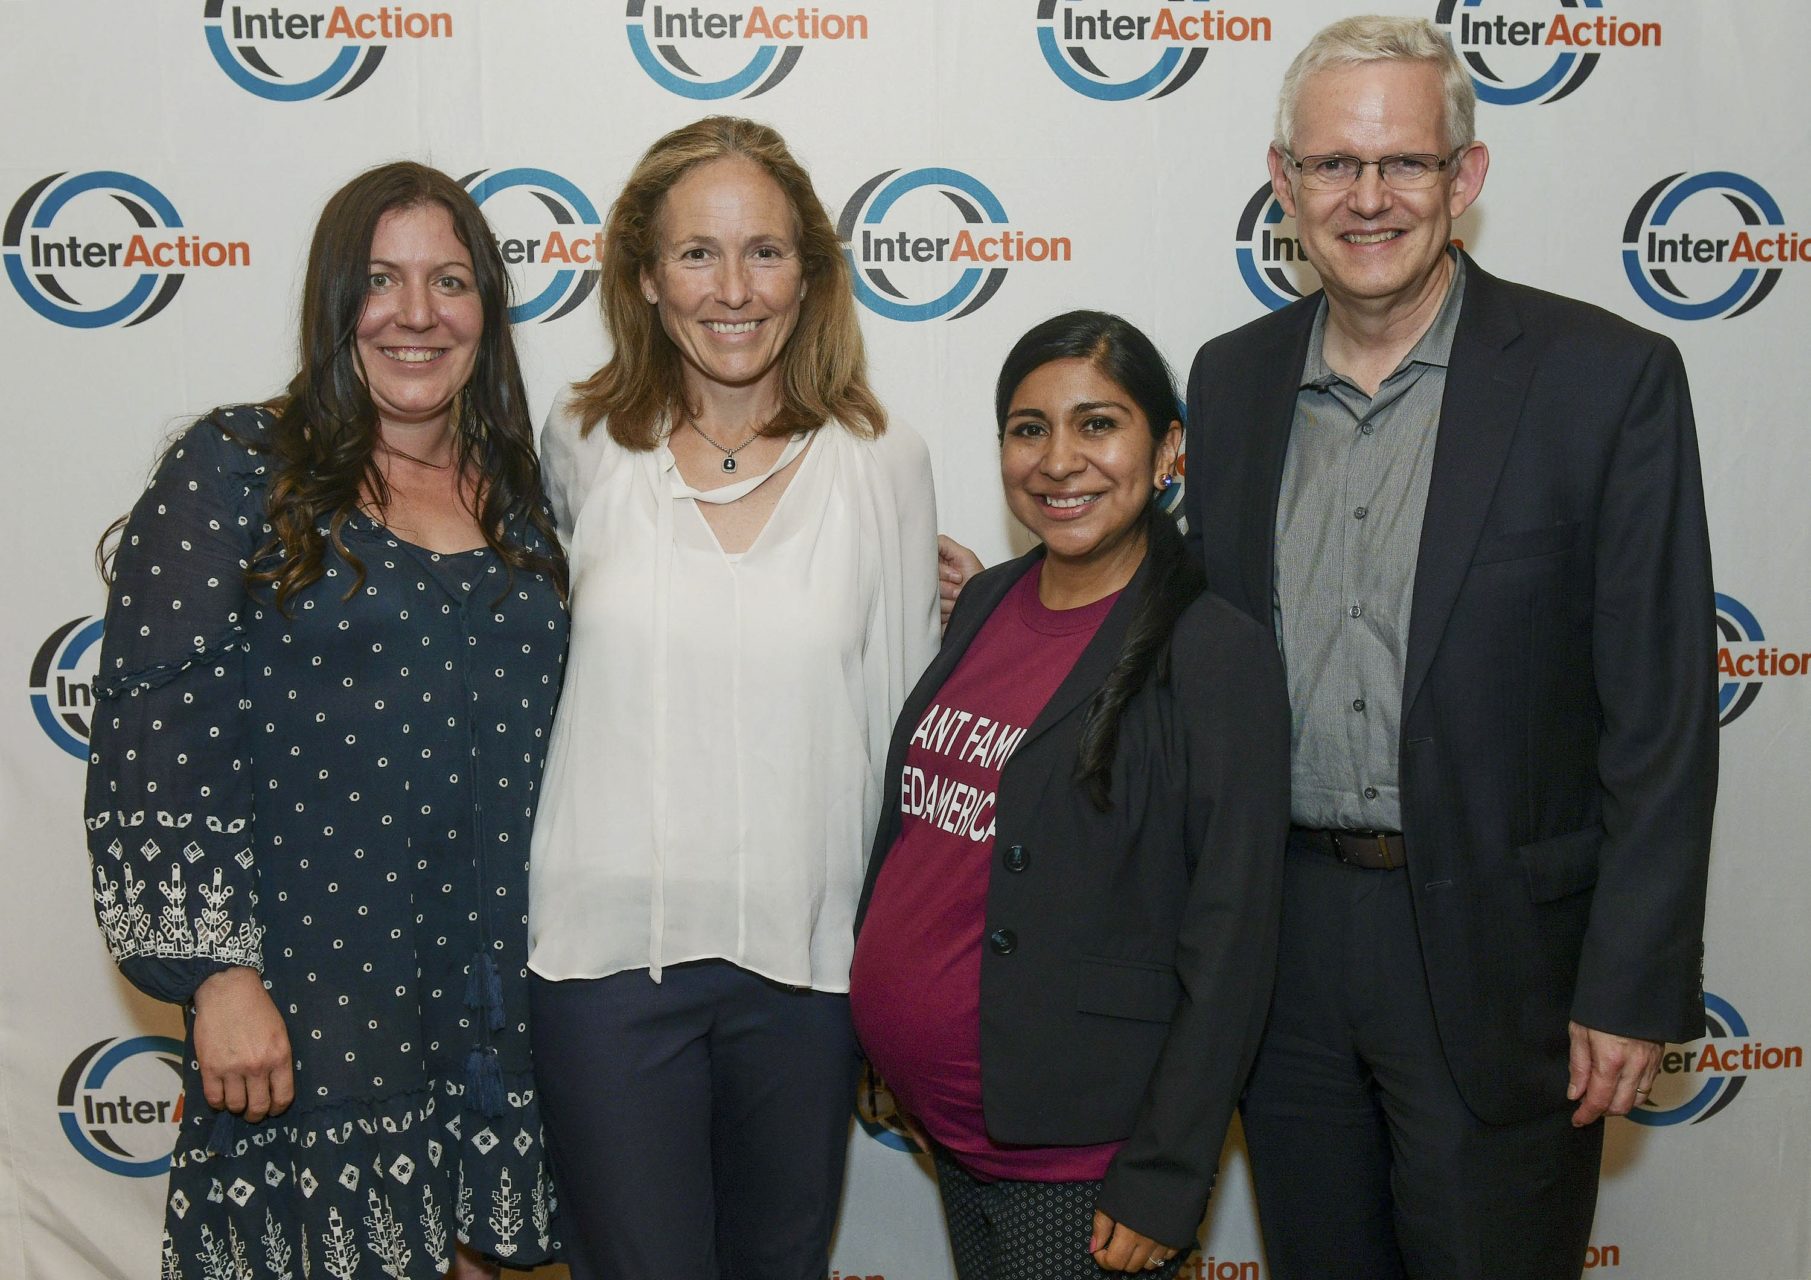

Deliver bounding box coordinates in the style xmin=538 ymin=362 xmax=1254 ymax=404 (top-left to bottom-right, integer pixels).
xmin=641 ymin=157 xmax=805 ymax=405
xmin=354 ymin=202 xmax=483 ymax=436
xmin=1001 ymin=357 xmax=1180 ymax=582
xmin=1269 ymin=58 xmax=1486 ymax=320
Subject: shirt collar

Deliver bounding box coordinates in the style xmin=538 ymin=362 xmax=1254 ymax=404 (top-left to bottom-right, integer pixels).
xmin=1301 ymin=247 xmax=1467 ymax=391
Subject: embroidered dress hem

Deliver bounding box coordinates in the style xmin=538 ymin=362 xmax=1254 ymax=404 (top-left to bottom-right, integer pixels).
xmin=160 ymin=1070 xmax=559 ymax=1278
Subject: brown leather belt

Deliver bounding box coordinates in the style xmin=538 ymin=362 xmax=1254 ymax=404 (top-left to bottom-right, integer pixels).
xmin=1291 ymin=826 xmax=1405 ymax=870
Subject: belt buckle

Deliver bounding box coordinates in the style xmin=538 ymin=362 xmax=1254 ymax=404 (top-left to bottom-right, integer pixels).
xmin=1332 ymin=829 xmax=1396 ymax=870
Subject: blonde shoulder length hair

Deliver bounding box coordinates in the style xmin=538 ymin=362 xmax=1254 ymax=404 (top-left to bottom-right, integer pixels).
xmin=571 ymin=116 xmax=885 ymax=449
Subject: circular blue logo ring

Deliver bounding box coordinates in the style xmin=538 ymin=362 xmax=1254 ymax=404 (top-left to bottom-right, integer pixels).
xmin=1235 ymin=188 xmax=1305 ymax=312
xmin=31 ymin=615 xmax=104 ymax=760
xmin=1037 ymin=28 xmax=1183 ymax=101
xmin=1625 ymin=993 xmax=1749 ymax=1127
xmin=464 ymin=168 xmax=602 ymax=324
xmin=4 ymin=172 xmax=183 ymax=329
xmin=1715 ymin=592 xmax=1765 ymax=723
xmin=1623 ymin=172 xmax=1783 ymax=321
xmin=847 ymin=169 xmax=1009 ymax=322
xmin=1447 ymin=0 xmax=1600 ymax=106
xmin=625 ymin=25 xmax=780 ymax=99
xmin=204 ymin=25 xmax=366 ymax=101
xmin=59 ymin=1035 xmax=186 ymax=1176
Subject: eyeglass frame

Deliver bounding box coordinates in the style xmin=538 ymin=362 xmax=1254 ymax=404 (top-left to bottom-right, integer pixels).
xmin=1280 ymin=146 xmax=1469 ymax=192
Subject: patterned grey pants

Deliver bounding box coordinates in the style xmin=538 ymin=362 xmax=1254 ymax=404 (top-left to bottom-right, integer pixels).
xmin=932 ymin=1145 xmax=1194 ymax=1280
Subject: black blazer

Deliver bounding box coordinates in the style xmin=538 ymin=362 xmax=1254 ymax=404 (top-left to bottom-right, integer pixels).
xmin=1183 ymin=256 xmax=1718 ymax=1125
xmin=855 ymin=548 xmax=1291 ymax=1248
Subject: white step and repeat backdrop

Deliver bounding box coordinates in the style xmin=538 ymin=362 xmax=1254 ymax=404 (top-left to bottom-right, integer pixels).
xmin=3 ymin=3 xmax=1808 ymax=1277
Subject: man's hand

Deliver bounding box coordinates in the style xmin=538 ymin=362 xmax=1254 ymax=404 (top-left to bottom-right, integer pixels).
xmin=1566 ymin=1020 xmax=1662 ymax=1126
xmin=1090 ymin=1210 xmax=1178 ymax=1273
xmin=937 ymin=534 xmax=983 ymax=629
xmin=193 ymin=966 xmax=294 ymax=1122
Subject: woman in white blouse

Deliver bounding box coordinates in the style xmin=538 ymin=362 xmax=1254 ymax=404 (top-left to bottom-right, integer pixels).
xmin=527 ymin=116 xmax=941 ymax=1279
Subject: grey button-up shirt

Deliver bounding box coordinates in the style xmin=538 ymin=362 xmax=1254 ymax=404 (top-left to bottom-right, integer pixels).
xmin=1274 ymin=252 xmax=1466 ymax=830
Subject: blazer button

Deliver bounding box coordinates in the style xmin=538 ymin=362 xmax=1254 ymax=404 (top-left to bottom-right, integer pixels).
xmin=988 ymin=928 xmax=1017 ymax=956
xmin=1003 ymin=844 xmax=1029 ymax=872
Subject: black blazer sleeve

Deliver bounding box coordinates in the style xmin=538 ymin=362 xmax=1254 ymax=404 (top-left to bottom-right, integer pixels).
xmin=1570 ymin=335 xmax=1716 ymax=1041
xmin=1094 ymin=596 xmax=1292 ymax=1247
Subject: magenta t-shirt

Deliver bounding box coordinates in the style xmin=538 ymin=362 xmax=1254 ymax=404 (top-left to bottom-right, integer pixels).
xmin=851 ymin=563 xmax=1121 ymax=1181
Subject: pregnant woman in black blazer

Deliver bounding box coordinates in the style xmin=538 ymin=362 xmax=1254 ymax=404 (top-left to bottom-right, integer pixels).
xmin=851 ymin=311 xmax=1291 ymax=1277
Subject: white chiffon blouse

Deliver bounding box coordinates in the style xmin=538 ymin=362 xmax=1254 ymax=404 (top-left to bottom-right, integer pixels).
xmin=527 ymin=396 xmax=941 ymax=991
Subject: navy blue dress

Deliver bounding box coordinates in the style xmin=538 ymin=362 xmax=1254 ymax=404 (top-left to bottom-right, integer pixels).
xmin=84 ymin=407 xmax=567 ymax=1278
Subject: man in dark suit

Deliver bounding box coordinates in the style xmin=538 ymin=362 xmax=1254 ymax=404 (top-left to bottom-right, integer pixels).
xmin=1182 ymin=15 xmax=1717 ymax=1279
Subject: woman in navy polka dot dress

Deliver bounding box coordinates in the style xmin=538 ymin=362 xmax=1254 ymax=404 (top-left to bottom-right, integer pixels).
xmin=84 ymin=162 xmax=568 ymax=1280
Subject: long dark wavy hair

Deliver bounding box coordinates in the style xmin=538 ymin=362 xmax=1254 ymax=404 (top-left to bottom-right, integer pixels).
xmin=994 ymin=310 xmax=1203 ymax=812
xmin=237 ymin=161 xmax=564 ymax=606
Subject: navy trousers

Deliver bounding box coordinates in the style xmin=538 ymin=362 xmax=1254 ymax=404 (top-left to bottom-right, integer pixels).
xmin=530 ymin=961 xmax=860 ymax=1280
xmin=1239 ymin=835 xmax=1603 ymax=1280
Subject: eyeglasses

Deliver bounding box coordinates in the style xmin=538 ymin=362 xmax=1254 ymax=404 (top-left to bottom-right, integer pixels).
xmin=1283 ymin=148 xmax=1466 ymax=192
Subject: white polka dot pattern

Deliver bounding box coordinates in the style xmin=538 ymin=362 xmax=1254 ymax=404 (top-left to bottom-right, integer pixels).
xmin=84 ymin=408 xmax=569 ymax=1277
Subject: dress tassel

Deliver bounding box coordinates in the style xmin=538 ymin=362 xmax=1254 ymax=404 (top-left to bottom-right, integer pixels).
xmin=205 ymin=1110 xmax=240 ymax=1156
xmin=465 ymin=951 xmax=506 ymax=1031
xmin=465 ymin=1046 xmax=506 ymax=1117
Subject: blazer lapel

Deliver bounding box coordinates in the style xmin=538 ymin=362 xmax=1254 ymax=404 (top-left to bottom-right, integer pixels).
xmin=1013 ymin=551 xmax=1154 ymax=755
xmin=1236 ymin=305 xmax=1315 ymax=631
xmin=1402 ymin=260 xmax=1533 ymax=715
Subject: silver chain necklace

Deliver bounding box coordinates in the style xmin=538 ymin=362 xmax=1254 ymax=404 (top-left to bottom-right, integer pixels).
xmin=687 ymin=420 xmax=761 ymax=473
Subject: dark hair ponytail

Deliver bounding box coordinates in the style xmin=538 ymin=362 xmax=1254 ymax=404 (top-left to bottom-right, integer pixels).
xmin=993 ymin=309 xmax=1202 ymax=812
xmin=1075 ymin=505 xmax=1203 ymax=810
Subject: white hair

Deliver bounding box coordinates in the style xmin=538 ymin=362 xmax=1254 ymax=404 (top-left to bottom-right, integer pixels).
xmin=1274 ymin=15 xmax=1477 ymax=156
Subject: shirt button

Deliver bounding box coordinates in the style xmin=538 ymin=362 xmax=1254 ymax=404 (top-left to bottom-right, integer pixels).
xmin=1349 ymin=604 xmax=1362 ymax=619
xmin=1003 ymin=844 xmax=1029 ymax=872
xmin=1352 ymin=698 xmax=1367 ymax=712
xmin=1354 ymin=506 xmax=1368 ymax=520
xmin=1360 ymin=422 xmax=1375 ymax=435
xmin=988 ymin=928 xmax=1018 ymax=956
xmin=1363 ymin=786 xmax=1379 ymax=800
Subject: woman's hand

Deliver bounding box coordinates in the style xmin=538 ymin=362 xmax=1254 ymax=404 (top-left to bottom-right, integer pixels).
xmin=894 ymin=1106 xmax=932 ymax=1155
xmin=192 ymin=966 xmax=294 ymax=1122
xmin=937 ymin=535 xmax=983 ymax=628
xmin=1090 ymin=1210 xmax=1178 ymax=1272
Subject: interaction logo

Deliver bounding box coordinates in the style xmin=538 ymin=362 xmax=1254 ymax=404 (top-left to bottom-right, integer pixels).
xmin=1624 ymin=172 xmax=1801 ymax=320
xmin=1435 ymin=0 xmax=1662 ymax=106
xmin=204 ymin=1 xmax=453 ymax=102
xmin=1715 ymin=593 xmax=1807 ymax=726
xmin=31 ymin=617 xmax=104 ymax=760
xmin=1628 ymin=993 xmax=1803 ymax=1127
xmin=854 ymin=1061 xmax=920 ymax=1153
xmin=5 ymin=173 xmax=249 ymax=329
xmin=1233 ymin=182 xmax=1317 ymax=311
xmin=1171 ymin=1260 xmax=1260 ymax=1280
xmin=837 ymin=169 xmax=1072 ymax=322
xmin=1035 ymin=0 xmax=1272 ymax=102
xmin=461 ymin=168 xmax=603 ymax=324
xmin=624 ymin=1 xmax=869 ymax=100
xmin=58 ymin=1036 xmax=186 ymax=1177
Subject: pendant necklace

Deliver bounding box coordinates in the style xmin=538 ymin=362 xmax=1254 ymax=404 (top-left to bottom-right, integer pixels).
xmin=687 ymin=419 xmax=761 ymax=473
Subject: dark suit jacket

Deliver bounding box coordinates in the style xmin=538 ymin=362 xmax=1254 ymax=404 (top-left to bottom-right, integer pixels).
xmin=1183 ymin=255 xmax=1717 ymax=1125
xmin=855 ymin=548 xmax=1291 ymax=1247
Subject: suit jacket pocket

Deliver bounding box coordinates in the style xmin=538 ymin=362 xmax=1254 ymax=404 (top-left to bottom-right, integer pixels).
xmin=1513 ymin=826 xmax=1602 ymax=903
xmin=1076 ymin=957 xmax=1182 ymax=1023
xmin=1473 ymin=521 xmax=1579 ymax=566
